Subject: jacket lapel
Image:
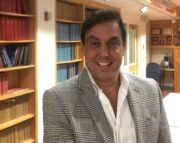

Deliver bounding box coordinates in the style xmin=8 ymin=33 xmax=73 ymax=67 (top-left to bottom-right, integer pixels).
xmin=78 ymin=69 xmax=115 ymax=143
xmin=127 ymin=76 xmax=147 ymax=143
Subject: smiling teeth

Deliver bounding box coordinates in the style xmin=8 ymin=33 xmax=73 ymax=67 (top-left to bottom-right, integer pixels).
xmin=98 ymin=62 xmax=109 ymax=66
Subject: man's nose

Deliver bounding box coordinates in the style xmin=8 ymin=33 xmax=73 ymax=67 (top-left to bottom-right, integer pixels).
xmin=99 ymin=44 xmax=109 ymax=57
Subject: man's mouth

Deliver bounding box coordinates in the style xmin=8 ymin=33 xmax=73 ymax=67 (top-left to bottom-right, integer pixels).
xmin=97 ymin=62 xmax=112 ymax=66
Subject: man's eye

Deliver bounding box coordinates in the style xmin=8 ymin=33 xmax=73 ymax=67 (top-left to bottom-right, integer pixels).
xmin=88 ymin=41 xmax=100 ymax=47
xmin=91 ymin=41 xmax=100 ymax=46
xmin=108 ymin=41 xmax=120 ymax=48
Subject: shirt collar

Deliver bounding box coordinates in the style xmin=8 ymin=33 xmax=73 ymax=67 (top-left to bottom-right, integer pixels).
xmin=85 ymin=67 xmax=129 ymax=96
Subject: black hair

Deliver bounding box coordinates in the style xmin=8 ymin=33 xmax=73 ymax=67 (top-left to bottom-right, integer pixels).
xmin=81 ymin=9 xmax=126 ymax=46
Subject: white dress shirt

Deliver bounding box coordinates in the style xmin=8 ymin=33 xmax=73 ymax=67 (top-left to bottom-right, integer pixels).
xmin=87 ymin=68 xmax=137 ymax=143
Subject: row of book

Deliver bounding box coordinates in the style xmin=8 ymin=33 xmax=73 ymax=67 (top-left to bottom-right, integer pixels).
xmin=0 ymin=0 xmax=30 ymax=14
xmin=0 ymin=120 xmax=32 ymax=143
xmin=0 ymin=72 xmax=8 ymax=95
xmin=57 ymin=63 xmax=79 ymax=82
xmin=0 ymin=96 xmax=29 ymax=124
xmin=57 ymin=43 xmax=76 ymax=62
xmin=0 ymin=44 xmax=32 ymax=68
xmin=57 ymin=23 xmax=81 ymax=41
xmin=56 ymin=1 xmax=82 ymax=21
xmin=0 ymin=16 xmax=30 ymax=40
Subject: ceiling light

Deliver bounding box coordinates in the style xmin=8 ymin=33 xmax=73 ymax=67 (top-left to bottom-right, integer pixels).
xmin=145 ymin=0 xmax=151 ymax=3
xmin=140 ymin=6 xmax=148 ymax=13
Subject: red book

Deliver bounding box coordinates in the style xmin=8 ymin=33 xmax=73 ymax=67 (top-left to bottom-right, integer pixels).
xmin=1 ymin=72 xmax=5 ymax=95
xmin=0 ymin=16 xmax=2 ymax=40
xmin=11 ymin=0 xmax=17 ymax=13
xmin=6 ymin=0 xmax=11 ymax=12
xmin=10 ymin=17 xmax=14 ymax=40
xmin=1 ymin=72 xmax=8 ymax=95
xmin=4 ymin=72 xmax=8 ymax=94
xmin=5 ymin=16 xmax=11 ymax=40
xmin=14 ymin=17 xmax=20 ymax=40
xmin=13 ymin=17 xmax=17 ymax=40
xmin=16 ymin=0 xmax=21 ymax=13
xmin=0 ymin=0 xmax=6 ymax=12
xmin=0 ymin=73 xmax=2 ymax=95
xmin=21 ymin=0 xmax=29 ymax=14
xmin=1 ymin=16 xmax=6 ymax=40
xmin=18 ymin=17 xmax=23 ymax=40
xmin=0 ymin=1 xmax=2 ymax=11
xmin=21 ymin=18 xmax=25 ymax=40
xmin=25 ymin=18 xmax=30 ymax=40
xmin=4 ymin=0 xmax=9 ymax=12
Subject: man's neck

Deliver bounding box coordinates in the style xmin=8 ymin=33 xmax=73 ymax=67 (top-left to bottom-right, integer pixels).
xmin=96 ymin=75 xmax=121 ymax=115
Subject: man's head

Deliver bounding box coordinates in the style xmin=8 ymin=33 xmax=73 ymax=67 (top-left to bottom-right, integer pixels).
xmin=81 ymin=9 xmax=126 ymax=46
xmin=81 ymin=9 xmax=126 ymax=84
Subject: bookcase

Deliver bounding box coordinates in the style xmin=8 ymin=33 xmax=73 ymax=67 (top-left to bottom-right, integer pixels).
xmin=0 ymin=0 xmax=37 ymax=143
xmin=149 ymin=20 xmax=180 ymax=92
xmin=55 ymin=0 xmax=118 ymax=83
xmin=56 ymin=0 xmax=84 ymax=82
xmin=150 ymin=20 xmax=174 ymax=67
xmin=173 ymin=20 xmax=180 ymax=92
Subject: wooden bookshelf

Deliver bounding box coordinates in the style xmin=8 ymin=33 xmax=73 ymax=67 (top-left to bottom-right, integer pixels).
xmin=0 ymin=114 xmax=34 ymax=131
xmin=0 ymin=11 xmax=34 ymax=17
xmin=0 ymin=40 xmax=35 ymax=44
xmin=0 ymin=88 xmax=34 ymax=101
xmin=149 ymin=20 xmax=180 ymax=92
xmin=0 ymin=0 xmax=37 ymax=142
xmin=0 ymin=65 xmax=35 ymax=72
xmin=21 ymin=139 xmax=35 ymax=143
xmin=56 ymin=0 xmax=84 ymax=82
xmin=173 ymin=20 xmax=180 ymax=92
xmin=57 ymin=59 xmax=83 ymax=65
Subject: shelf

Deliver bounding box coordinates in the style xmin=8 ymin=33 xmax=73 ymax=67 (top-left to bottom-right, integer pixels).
xmin=0 ymin=114 xmax=34 ymax=131
xmin=0 ymin=40 xmax=35 ymax=44
xmin=57 ymin=59 xmax=83 ymax=65
xmin=151 ymin=45 xmax=173 ymax=49
xmin=173 ymin=34 xmax=180 ymax=36
xmin=0 ymin=88 xmax=34 ymax=101
xmin=163 ymin=68 xmax=175 ymax=72
xmin=0 ymin=65 xmax=35 ymax=72
xmin=151 ymin=34 xmax=172 ymax=37
xmin=57 ymin=40 xmax=81 ymax=43
xmin=56 ymin=19 xmax=82 ymax=24
xmin=21 ymin=139 xmax=35 ymax=143
xmin=0 ymin=11 xmax=34 ymax=17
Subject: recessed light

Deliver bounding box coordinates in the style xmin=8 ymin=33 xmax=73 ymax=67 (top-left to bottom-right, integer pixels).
xmin=140 ymin=6 xmax=148 ymax=13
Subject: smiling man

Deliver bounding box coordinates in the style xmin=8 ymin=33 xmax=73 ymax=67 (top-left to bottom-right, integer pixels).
xmin=43 ymin=10 xmax=171 ymax=143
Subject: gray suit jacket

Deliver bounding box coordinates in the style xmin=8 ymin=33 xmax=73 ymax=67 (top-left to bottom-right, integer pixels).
xmin=43 ymin=69 xmax=171 ymax=143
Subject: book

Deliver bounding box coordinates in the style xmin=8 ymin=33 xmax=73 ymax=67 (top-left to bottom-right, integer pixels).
xmin=2 ymin=47 xmax=12 ymax=67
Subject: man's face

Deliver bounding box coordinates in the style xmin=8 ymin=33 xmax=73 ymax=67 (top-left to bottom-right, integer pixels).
xmin=83 ymin=20 xmax=126 ymax=83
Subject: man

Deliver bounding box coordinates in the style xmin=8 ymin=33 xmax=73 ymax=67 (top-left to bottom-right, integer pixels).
xmin=43 ymin=9 xmax=171 ymax=143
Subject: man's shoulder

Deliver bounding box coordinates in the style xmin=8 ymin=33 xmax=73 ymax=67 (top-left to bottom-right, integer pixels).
xmin=45 ymin=76 xmax=79 ymax=97
xmin=125 ymin=72 xmax=154 ymax=84
xmin=125 ymin=72 xmax=159 ymax=91
xmin=56 ymin=76 xmax=79 ymax=89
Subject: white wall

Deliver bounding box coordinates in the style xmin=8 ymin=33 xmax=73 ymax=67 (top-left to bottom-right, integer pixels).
xmin=37 ymin=0 xmax=56 ymax=142
xmin=121 ymin=9 xmax=147 ymax=77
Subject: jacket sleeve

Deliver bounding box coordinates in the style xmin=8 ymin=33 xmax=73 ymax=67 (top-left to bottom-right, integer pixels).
xmin=43 ymin=89 xmax=75 ymax=143
xmin=156 ymin=83 xmax=172 ymax=143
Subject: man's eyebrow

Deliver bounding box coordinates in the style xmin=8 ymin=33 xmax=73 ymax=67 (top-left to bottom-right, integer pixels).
xmin=86 ymin=35 xmax=99 ymax=41
xmin=108 ymin=36 xmax=121 ymax=41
